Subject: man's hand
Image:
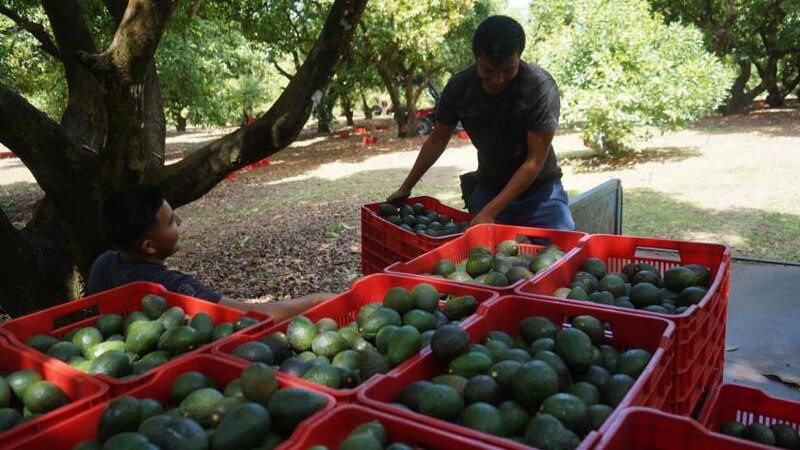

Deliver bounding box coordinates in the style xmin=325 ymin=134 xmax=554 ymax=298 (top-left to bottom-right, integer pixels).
xmin=221 ymin=292 xmax=336 ymax=322
xmin=469 ymin=210 xmax=496 ymax=227
xmin=386 ymin=189 xmax=411 ymax=206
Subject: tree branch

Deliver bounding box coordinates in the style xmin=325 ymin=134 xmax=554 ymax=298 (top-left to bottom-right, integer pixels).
xmin=78 ymin=0 xmax=176 ymax=85
xmin=0 ymin=6 xmax=60 ymax=59
xmin=0 ymin=83 xmax=96 ymax=221
xmin=273 ymin=61 xmax=294 ymax=80
xmin=151 ymin=0 xmax=369 ymax=208
xmin=41 ymin=0 xmax=107 ymax=149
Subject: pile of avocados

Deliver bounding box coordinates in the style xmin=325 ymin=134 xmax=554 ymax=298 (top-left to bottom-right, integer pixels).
xmin=305 ymin=420 xmax=414 ymax=450
xmin=427 ymin=239 xmax=565 ymax=287
xmin=376 ymin=202 xmax=468 ymax=238
xmin=0 ymin=369 xmax=70 ymax=432
xmin=719 ymin=419 xmax=800 ymax=449
xmin=229 ymin=282 xmax=479 ymax=390
xmin=24 ymin=294 xmax=260 ymax=379
xmin=553 ymin=257 xmax=713 ymax=315
xmin=71 ymin=362 xmax=327 ymax=450
xmin=392 ymin=314 xmax=653 ymax=450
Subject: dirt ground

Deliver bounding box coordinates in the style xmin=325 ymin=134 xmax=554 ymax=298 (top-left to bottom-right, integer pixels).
xmin=1 ymin=108 xmax=799 ymax=301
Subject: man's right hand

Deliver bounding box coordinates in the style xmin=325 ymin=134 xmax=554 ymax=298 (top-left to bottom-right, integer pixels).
xmin=386 ymin=188 xmax=411 ymax=206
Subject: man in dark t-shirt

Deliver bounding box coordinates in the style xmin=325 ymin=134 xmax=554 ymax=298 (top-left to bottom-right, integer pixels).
xmin=88 ymin=250 xmax=223 ymax=302
xmin=387 ymin=15 xmax=575 ymax=230
xmin=87 ymin=184 xmax=332 ymax=322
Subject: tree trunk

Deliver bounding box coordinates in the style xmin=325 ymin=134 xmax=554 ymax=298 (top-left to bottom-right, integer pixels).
xmin=0 ymin=0 xmax=369 ymax=316
xmin=360 ymin=92 xmax=373 ymax=120
xmin=721 ymin=58 xmax=765 ymax=115
xmin=341 ymin=92 xmax=354 ymax=126
xmin=176 ymin=115 xmax=187 ymax=132
xmin=0 ymin=199 xmax=78 ymax=317
xmin=315 ymin=93 xmax=336 ymax=134
xmin=403 ymin=74 xmax=419 ymax=137
xmin=757 ymin=55 xmax=784 ymax=108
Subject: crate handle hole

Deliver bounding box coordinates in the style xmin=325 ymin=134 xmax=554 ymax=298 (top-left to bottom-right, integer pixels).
xmin=633 ymin=246 xmax=681 ymax=262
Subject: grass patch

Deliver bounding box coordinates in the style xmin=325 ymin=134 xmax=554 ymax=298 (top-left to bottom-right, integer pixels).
xmin=624 ymin=189 xmax=800 ymax=261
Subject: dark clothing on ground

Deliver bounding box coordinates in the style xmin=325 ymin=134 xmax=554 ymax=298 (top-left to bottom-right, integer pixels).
xmin=87 ymin=250 xmax=222 ymax=302
xmin=436 ymin=60 xmax=562 ymax=189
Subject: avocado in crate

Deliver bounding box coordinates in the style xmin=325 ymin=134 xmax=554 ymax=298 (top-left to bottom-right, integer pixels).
xmin=0 ymin=369 xmax=70 ymax=432
xmin=432 ymin=238 xmax=565 ymax=287
xmin=23 ymin=293 xmax=259 ymax=379
xmin=717 ymin=420 xmax=799 ymax=448
xmin=357 ymin=293 xmax=674 ymax=450
xmin=551 ymin=257 xmax=713 ymax=315
xmin=376 ymin=201 xmax=469 ymax=238
xmin=70 ymin=361 xmax=328 ymax=450
xmin=395 ymin=314 xmax=653 ymax=447
xmin=229 ymin=282 xmax=480 ymax=390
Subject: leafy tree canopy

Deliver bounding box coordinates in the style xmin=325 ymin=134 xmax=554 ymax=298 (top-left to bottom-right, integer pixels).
xmin=528 ymin=0 xmax=732 ymax=153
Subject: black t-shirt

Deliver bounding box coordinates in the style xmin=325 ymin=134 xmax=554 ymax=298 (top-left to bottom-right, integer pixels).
xmin=437 ymin=61 xmax=562 ymax=188
xmin=87 ymin=250 xmax=222 ymax=302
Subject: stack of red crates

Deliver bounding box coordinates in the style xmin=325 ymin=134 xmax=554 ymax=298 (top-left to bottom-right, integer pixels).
xmin=4 ymin=354 xmax=336 ymax=450
xmin=360 ymin=196 xmax=472 ymax=275
xmin=0 ymin=336 xmax=109 ymax=449
xmin=357 ymin=295 xmax=675 ymax=449
xmin=0 ymin=281 xmax=271 ymax=395
xmin=595 ymin=407 xmax=768 ymax=449
xmin=211 ymin=273 xmax=499 ymax=403
xmin=515 ymin=233 xmax=731 ymax=414
xmin=284 ymin=404 xmax=512 ymax=449
xmin=385 ymin=223 xmax=587 ymax=295
xmin=698 ymin=383 xmax=800 ymax=442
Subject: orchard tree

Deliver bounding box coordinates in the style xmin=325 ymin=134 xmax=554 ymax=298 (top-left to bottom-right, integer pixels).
xmin=221 ymin=0 xmax=344 ymax=133
xmin=355 ymin=0 xmax=482 ymax=138
xmin=0 ymin=0 xmax=367 ymax=317
xmin=649 ymin=0 xmax=800 ymax=113
xmin=528 ymin=0 xmax=731 ymax=153
xmin=157 ymin=10 xmax=281 ymax=130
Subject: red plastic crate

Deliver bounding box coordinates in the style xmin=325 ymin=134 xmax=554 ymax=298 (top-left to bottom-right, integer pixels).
xmin=361 ymin=196 xmax=472 ymax=275
xmin=212 ymin=273 xmax=499 ymax=402
xmin=358 ymin=295 xmax=675 ymax=449
xmin=515 ymin=233 xmax=731 ymax=414
xmin=386 ymin=224 xmax=587 ymax=295
xmin=0 ymin=336 xmax=109 ymax=447
xmin=596 ymin=407 xmax=767 ymax=450
xmin=284 ymin=404 xmax=535 ymax=450
xmin=0 ymin=282 xmax=272 ymax=394
xmin=698 ymin=383 xmax=800 ymax=441
xmin=4 ymin=354 xmax=335 ymax=450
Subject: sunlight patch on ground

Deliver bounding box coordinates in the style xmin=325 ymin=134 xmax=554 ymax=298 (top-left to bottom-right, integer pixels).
xmin=683 ymin=230 xmax=745 ymax=246
xmin=290 ymin=136 xmax=329 ymax=148
xmin=264 ymin=149 xmax=477 ymax=185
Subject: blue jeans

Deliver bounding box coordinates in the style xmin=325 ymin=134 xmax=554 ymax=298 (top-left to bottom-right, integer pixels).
xmin=467 ymin=180 xmax=576 ymax=230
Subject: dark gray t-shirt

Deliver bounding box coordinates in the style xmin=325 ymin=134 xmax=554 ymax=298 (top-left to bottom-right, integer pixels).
xmin=87 ymin=250 xmax=222 ymax=302
xmin=437 ymin=61 xmax=562 ymax=188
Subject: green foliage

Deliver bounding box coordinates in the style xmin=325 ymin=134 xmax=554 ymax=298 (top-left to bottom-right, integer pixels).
xmin=528 ymin=0 xmax=732 ymax=153
xmin=649 ymin=0 xmax=800 ymax=109
xmin=0 ymin=14 xmax=66 ymax=120
xmin=157 ymin=11 xmax=282 ymax=129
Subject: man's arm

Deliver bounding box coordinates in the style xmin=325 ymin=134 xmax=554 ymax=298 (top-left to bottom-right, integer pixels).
xmin=218 ymin=292 xmax=335 ymax=322
xmin=386 ymin=122 xmax=456 ymax=203
xmin=470 ymin=130 xmax=554 ymax=226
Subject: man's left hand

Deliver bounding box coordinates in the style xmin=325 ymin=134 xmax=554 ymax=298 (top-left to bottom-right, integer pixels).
xmin=469 ymin=211 xmax=496 ymax=227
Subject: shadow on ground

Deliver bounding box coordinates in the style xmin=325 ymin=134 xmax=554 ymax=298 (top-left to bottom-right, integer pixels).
xmin=688 ymin=106 xmax=800 ymax=138
xmin=0 ymin=181 xmax=42 ymax=226
xmin=560 ymin=146 xmax=703 ymax=173
xmin=175 ymin=165 xmax=466 ymax=300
